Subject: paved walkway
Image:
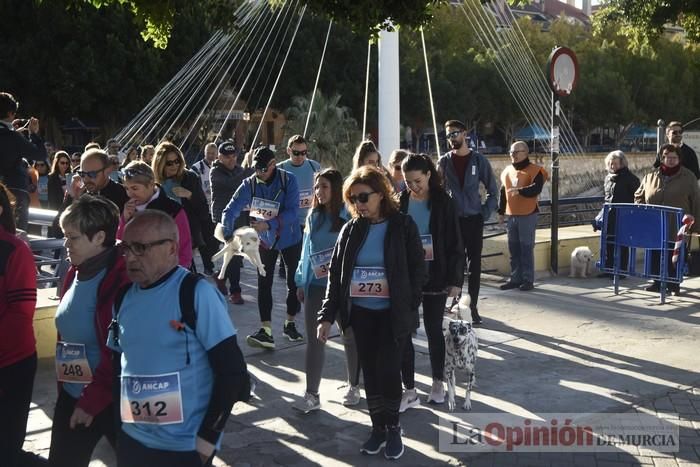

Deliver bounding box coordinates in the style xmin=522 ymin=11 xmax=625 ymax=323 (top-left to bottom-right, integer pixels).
xmin=22 ymin=260 xmax=700 ymax=466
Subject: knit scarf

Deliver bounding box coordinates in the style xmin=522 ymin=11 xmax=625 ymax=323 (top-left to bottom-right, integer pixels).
xmin=660 ymin=163 xmax=681 ymax=177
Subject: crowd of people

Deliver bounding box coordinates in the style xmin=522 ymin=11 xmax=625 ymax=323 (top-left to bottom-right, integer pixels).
xmin=2 ymin=86 xmax=700 ymax=465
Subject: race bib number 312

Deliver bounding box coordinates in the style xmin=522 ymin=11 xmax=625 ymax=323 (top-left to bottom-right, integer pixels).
xmin=350 ymin=267 xmax=390 ymax=298
xmin=121 ymin=372 xmax=183 ymax=425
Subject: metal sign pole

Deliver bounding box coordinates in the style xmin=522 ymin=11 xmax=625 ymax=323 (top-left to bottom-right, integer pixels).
xmin=550 ymin=92 xmax=560 ymax=274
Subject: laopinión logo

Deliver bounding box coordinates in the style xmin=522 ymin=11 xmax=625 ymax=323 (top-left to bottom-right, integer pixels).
xmin=439 ymin=413 xmax=679 ymax=453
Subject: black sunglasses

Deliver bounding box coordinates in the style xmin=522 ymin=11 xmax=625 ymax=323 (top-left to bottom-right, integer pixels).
xmin=165 ymin=159 xmax=181 ymax=167
xmin=291 ymin=150 xmax=307 ymax=157
xmin=77 ymin=167 xmax=107 ymax=179
xmin=447 ymin=130 xmax=463 ymax=139
xmin=348 ymin=191 xmax=375 ymax=204
xmin=119 ymin=239 xmax=173 ymax=256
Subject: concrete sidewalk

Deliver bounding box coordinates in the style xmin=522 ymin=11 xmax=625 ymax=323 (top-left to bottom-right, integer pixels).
xmin=23 ymin=263 xmax=700 ymax=466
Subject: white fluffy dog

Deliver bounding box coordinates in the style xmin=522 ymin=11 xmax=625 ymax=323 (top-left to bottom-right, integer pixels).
xmin=569 ymin=246 xmax=594 ymax=278
xmin=443 ymin=296 xmax=478 ymax=411
xmin=213 ymin=224 xmax=266 ymax=279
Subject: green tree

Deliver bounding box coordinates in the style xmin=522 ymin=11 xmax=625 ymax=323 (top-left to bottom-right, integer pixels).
xmin=283 ymin=91 xmax=360 ymax=174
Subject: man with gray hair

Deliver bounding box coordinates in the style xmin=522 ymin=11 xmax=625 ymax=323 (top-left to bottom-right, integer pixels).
xmin=192 ymin=142 xmax=219 ymax=206
xmin=110 ymin=210 xmax=248 ymax=466
xmin=497 ymin=141 xmax=548 ymax=292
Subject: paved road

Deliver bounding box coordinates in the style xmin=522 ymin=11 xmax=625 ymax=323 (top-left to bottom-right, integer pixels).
xmin=23 ymin=260 xmax=700 ymax=466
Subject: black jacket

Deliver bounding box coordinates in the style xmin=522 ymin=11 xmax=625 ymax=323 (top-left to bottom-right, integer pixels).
xmin=654 ymin=144 xmax=700 ymax=179
xmin=47 ymin=173 xmax=67 ymax=211
xmin=318 ymin=212 xmax=427 ymax=340
xmin=0 ymin=124 xmax=47 ymax=190
xmin=399 ymin=190 xmax=464 ymax=292
xmin=210 ymin=161 xmax=253 ymax=226
xmin=604 ymin=167 xmax=640 ymax=204
xmin=177 ymin=169 xmax=211 ymax=248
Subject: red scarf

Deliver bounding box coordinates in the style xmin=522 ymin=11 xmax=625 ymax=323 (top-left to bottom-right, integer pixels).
xmin=660 ymin=163 xmax=681 ymax=176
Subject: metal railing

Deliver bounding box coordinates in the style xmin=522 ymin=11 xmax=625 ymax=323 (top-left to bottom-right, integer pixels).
xmin=28 ymin=208 xmax=68 ymax=288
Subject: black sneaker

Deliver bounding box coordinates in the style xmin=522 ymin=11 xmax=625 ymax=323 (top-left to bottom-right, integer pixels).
xmin=499 ymin=281 xmax=521 ymax=290
xmin=384 ymin=425 xmax=404 ymax=460
xmin=247 ymin=328 xmax=275 ymax=349
xmin=470 ymin=307 xmax=483 ymax=326
xmin=519 ymin=281 xmax=534 ymax=291
xmin=283 ymin=322 xmax=304 ymax=342
xmin=645 ymin=282 xmax=660 ymax=292
xmin=360 ymin=428 xmax=386 ymax=455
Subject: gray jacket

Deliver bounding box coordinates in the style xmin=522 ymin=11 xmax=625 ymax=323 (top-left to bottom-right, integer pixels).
xmin=437 ymin=150 xmax=498 ymax=218
xmin=209 ymin=160 xmax=253 ymax=225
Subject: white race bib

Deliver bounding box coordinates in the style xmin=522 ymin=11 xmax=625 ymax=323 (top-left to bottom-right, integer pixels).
xmin=55 ymin=342 xmax=93 ymax=384
xmin=250 ymin=197 xmax=280 ymax=221
xmin=310 ymin=248 xmax=333 ymax=279
xmin=350 ymin=267 xmax=390 ymax=298
xmin=120 ymin=372 xmax=183 ymax=425
xmin=299 ymin=189 xmax=314 ymax=209
xmin=421 ymin=234 xmax=434 ymax=261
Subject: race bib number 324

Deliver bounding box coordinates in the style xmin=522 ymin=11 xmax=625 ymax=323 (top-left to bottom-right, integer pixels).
xmin=120 ymin=372 xmax=183 ymax=425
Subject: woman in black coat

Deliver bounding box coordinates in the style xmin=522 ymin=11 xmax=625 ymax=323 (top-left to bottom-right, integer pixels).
xmin=397 ymin=154 xmax=464 ymax=409
xmin=600 ymin=150 xmax=640 ymax=273
xmin=318 ymin=166 xmax=426 ymax=460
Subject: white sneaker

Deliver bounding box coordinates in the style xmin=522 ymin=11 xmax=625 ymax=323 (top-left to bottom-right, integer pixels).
xmin=293 ymin=392 xmax=320 ymax=413
xmin=428 ymin=379 xmax=445 ymax=404
xmin=342 ymin=385 xmax=361 ymax=406
xmin=399 ymin=388 xmax=420 ymax=413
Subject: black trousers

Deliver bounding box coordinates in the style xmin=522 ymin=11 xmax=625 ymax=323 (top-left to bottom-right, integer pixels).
xmin=224 ymin=255 xmax=243 ymax=294
xmin=351 ymin=306 xmax=406 ymax=429
xmin=0 ymin=353 xmax=37 ymax=467
xmin=48 ymin=389 xmax=116 ymax=467
xmin=117 ymin=429 xmax=203 ymax=467
xmin=459 ymin=215 xmax=484 ymax=308
xmin=401 ymin=293 xmax=447 ymax=389
xmin=258 ymin=241 xmax=302 ymax=322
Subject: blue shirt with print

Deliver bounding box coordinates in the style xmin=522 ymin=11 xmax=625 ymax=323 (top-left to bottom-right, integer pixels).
xmin=55 ymin=269 xmax=106 ymax=399
xmin=107 ymin=267 xmax=236 ymax=452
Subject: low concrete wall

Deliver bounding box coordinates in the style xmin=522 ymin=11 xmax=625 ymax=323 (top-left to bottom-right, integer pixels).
xmin=484 ymin=224 xmax=601 ymax=277
xmin=34 ymin=288 xmax=58 ymax=359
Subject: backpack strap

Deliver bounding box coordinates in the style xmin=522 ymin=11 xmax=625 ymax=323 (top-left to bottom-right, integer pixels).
xmin=109 ymin=283 xmax=133 ymax=348
xmin=179 ymin=272 xmax=204 ymax=331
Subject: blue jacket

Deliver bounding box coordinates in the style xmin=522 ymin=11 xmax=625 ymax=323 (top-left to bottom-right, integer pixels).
xmin=295 ymin=207 xmax=349 ymax=292
xmin=222 ymin=168 xmax=301 ymax=250
xmin=437 ymin=150 xmax=498 ymax=219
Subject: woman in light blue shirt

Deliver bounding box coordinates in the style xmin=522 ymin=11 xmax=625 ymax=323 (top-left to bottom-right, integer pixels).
xmin=293 ymin=169 xmax=358 ymax=413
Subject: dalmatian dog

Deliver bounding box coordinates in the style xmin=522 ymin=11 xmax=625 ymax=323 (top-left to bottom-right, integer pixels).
xmin=213 ymin=224 xmax=266 ymax=279
xmin=443 ymin=295 xmax=478 ymax=411
xmin=569 ymin=246 xmax=594 ymax=278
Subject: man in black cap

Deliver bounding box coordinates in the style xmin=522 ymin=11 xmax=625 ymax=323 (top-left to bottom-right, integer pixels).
xmin=221 ymin=147 xmax=303 ymax=349
xmin=210 ymin=141 xmax=253 ymax=303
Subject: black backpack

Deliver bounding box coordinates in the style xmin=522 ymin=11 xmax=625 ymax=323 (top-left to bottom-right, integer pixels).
xmin=110 ymin=272 xmax=252 ymax=403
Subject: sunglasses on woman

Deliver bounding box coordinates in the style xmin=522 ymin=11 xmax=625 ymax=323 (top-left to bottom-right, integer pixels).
xmin=165 ymin=159 xmax=181 ymax=167
xmin=348 ymin=191 xmax=375 ymax=204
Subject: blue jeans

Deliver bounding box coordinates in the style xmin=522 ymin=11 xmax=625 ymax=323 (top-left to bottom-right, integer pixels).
xmin=507 ymin=213 xmax=538 ymax=283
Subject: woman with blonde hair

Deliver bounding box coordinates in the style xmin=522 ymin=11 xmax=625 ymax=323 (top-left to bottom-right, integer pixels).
xmin=152 ymin=141 xmax=217 ymax=275
xmin=117 ymin=161 xmax=192 ymax=268
xmin=318 ymin=166 xmax=426 ymax=460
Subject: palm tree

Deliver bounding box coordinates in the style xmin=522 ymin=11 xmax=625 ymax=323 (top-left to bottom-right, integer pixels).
xmin=284 ymin=91 xmax=360 ymax=175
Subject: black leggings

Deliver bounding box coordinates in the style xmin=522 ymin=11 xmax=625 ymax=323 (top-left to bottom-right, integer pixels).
xmin=459 ymin=215 xmax=484 ymax=308
xmin=402 ymin=293 xmax=447 ymax=388
xmin=258 ymin=242 xmax=302 ymax=322
xmin=48 ymin=389 xmax=116 ymax=467
xmin=351 ymin=306 xmax=406 ymax=428
xmin=0 ymin=353 xmax=37 ymax=467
